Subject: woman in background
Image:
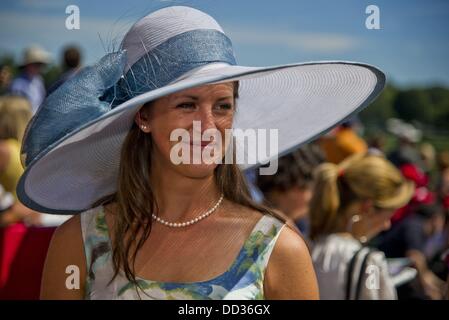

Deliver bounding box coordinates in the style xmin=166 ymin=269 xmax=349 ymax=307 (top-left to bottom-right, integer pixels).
xmin=310 ymin=153 xmax=414 ymax=299
xmin=0 ymin=96 xmax=41 ymax=226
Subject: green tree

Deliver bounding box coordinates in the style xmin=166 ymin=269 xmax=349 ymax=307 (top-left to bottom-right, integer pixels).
xmin=359 ymin=84 xmax=398 ymax=124
xmin=393 ymin=89 xmax=433 ymax=123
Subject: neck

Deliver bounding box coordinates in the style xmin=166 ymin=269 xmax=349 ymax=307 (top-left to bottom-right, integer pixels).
xmin=149 ymin=159 xmax=221 ymax=222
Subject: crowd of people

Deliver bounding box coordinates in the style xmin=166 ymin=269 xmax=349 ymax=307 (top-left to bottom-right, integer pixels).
xmin=0 ymin=45 xmax=82 ymax=227
xmin=0 ymin=45 xmax=81 ymax=298
xmin=252 ymin=122 xmax=449 ymax=299
xmin=0 ymin=41 xmax=448 ymax=300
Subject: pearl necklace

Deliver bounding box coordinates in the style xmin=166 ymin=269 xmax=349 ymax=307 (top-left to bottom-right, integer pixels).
xmin=152 ymin=194 xmax=224 ymax=228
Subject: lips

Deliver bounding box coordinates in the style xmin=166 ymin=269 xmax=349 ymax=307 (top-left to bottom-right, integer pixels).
xmin=190 ymin=141 xmax=217 ymax=148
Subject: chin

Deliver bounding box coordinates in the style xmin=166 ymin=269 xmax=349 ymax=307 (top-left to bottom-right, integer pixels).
xmin=175 ymin=162 xmax=219 ymax=179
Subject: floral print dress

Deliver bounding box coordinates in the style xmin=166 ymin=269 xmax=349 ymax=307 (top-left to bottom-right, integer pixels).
xmin=80 ymin=205 xmax=285 ymax=299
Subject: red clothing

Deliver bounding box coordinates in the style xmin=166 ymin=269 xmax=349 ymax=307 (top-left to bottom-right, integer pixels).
xmin=400 ymin=163 xmax=428 ymax=188
xmin=0 ymin=223 xmax=55 ymax=299
xmin=391 ymin=163 xmax=431 ymax=224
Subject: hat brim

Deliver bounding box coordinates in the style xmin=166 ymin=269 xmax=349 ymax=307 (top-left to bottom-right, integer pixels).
xmin=17 ymin=61 xmax=385 ymax=214
xmin=19 ymin=61 xmax=49 ymax=67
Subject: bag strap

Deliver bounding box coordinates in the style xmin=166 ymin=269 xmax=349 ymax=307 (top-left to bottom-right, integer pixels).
xmin=345 ymin=246 xmax=375 ymax=300
xmin=345 ymin=247 xmax=362 ymax=300
xmin=354 ymin=248 xmax=375 ymax=299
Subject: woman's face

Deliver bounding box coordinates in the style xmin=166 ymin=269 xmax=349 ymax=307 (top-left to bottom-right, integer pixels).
xmin=136 ymin=82 xmax=235 ymax=178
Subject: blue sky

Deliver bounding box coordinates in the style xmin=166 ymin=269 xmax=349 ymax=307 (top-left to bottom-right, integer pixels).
xmin=1 ymin=0 xmax=448 ymax=87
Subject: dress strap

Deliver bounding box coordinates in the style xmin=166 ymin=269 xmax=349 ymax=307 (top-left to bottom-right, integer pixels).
xmin=248 ymin=214 xmax=286 ymax=274
xmin=80 ymin=206 xmax=115 ymax=299
xmin=223 ymin=214 xmax=285 ymax=299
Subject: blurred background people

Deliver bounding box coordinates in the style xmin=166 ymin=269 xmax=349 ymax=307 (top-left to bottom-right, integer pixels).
xmin=0 ymin=96 xmax=62 ymax=300
xmin=319 ymin=120 xmax=368 ymax=164
xmin=444 ymin=249 xmax=449 ymax=299
xmin=367 ymin=134 xmax=387 ymax=157
xmin=309 ymin=153 xmax=414 ymax=299
xmin=47 ymin=45 xmax=82 ymax=95
xmin=9 ymin=46 xmax=51 ymax=114
xmin=0 ymin=96 xmax=42 ymax=226
xmin=437 ymin=150 xmax=449 ymax=213
xmin=0 ymin=64 xmax=12 ymax=95
xmin=419 ymin=142 xmax=436 ymax=177
xmin=387 ymin=118 xmax=426 ymax=172
xmin=0 ymin=184 xmax=14 ymax=214
xmin=375 ymin=203 xmax=446 ymax=300
xmin=256 ymin=144 xmax=325 ymax=236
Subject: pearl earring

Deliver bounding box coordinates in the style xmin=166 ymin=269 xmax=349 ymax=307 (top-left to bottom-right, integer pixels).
xmin=349 ymin=215 xmax=367 ymax=244
xmin=346 ymin=214 xmax=361 ymax=233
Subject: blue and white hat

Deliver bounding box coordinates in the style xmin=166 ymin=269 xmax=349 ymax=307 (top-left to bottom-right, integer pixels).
xmin=18 ymin=6 xmax=385 ymax=214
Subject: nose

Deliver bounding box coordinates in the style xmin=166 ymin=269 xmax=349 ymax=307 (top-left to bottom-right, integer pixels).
xmin=383 ymin=219 xmax=391 ymax=231
xmin=195 ymin=104 xmax=217 ymax=132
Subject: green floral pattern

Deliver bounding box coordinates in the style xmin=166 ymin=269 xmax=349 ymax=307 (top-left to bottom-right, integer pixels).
xmin=80 ymin=206 xmax=285 ymax=300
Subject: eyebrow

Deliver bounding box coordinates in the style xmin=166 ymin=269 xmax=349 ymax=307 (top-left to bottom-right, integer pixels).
xmin=175 ymin=95 xmax=234 ymax=101
xmin=216 ymin=96 xmax=233 ymax=101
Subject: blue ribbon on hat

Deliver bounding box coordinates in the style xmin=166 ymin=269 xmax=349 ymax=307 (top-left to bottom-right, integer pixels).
xmin=21 ymin=50 xmax=127 ymax=168
xmin=21 ymin=29 xmax=236 ymax=167
xmin=103 ymin=29 xmax=237 ymax=107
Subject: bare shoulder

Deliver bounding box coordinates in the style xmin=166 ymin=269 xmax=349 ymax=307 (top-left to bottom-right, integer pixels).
xmin=222 ymin=200 xmax=298 ymax=232
xmin=40 ymin=214 xmax=86 ymax=299
xmin=221 ymin=199 xmax=264 ymax=224
xmin=264 ymin=225 xmax=319 ymax=300
xmin=51 ymin=214 xmax=85 ymax=251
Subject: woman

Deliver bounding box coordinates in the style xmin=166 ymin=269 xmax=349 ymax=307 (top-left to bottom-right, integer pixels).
xmin=17 ymin=6 xmax=385 ymax=300
xmin=309 ymin=153 xmax=414 ymax=299
xmin=0 ymin=96 xmax=31 ymax=198
xmin=0 ymin=96 xmax=41 ymax=226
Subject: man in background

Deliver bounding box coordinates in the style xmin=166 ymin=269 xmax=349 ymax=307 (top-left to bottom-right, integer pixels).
xmin=9 ymin=46 xmax=50 ymax=114
xmin=48 ymin=45 xmax=82 ymax=95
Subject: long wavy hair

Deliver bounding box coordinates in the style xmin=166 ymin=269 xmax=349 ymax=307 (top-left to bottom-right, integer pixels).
xmin=93 ymin=82 xmax=285 ymax=289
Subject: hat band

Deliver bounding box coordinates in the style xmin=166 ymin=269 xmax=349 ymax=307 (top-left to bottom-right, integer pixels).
xmin=104 ymin=29 xmax=237 ymax=107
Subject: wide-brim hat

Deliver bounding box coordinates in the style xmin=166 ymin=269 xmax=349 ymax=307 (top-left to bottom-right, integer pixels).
xmin=20 ymin=45 xmax=51 ymax=67
xmin=17 ymin=6 xmax=386 ymax=214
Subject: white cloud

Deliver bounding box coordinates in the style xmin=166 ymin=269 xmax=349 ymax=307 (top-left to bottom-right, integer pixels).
xmin=226 ymin=27 xmax=359 ymax=53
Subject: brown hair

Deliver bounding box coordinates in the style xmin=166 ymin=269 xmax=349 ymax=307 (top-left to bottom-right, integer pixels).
xmin=63 ymin=46 xmax=81 ymax=70
xmin=309 ymin=153 xmax=413 ymax=240
xmin=256 ymin=143 xmax=325 ymax=194
xmin=93 ymin=82 xmax=285 ymax=291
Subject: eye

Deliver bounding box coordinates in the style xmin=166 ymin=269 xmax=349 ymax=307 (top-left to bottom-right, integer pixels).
xmin=214 ymin=103 xmax=233 ymax=111
xmin=176 ymin=102 xmax=196 ymax=110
